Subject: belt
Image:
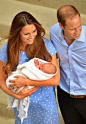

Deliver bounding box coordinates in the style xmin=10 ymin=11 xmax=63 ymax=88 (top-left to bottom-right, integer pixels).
xmin=70 ymin=94 xmax=86 ymax=98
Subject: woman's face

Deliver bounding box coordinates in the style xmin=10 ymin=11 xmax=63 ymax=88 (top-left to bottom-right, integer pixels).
xmin=20 ymin=24 xmax=37 ymax=46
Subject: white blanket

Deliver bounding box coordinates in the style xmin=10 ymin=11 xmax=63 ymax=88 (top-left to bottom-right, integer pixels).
xmin=6 ymin=58 xmax=57 ymax=124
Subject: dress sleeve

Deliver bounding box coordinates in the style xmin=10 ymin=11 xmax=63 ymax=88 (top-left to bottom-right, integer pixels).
xmin=0 ymin=43 xmax=7 ymax=63
xmin=43 ymin=38 xmax=57 ymax=56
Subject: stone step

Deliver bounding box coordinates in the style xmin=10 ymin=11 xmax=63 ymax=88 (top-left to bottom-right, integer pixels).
xmin=0 ymin=90 xmax=14 ymax=118
xmin=0 ymin=116 xmax=14 ymax=124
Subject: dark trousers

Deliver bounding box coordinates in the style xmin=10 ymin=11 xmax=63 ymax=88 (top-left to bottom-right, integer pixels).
xmin=57 ymin=86 xmax=86 ymax=124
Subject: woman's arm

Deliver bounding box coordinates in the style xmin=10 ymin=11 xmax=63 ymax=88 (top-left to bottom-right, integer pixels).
xmin=0 ymin=61 xmax=19 ymax=97
xmin=10 ymin=54 xmax=60 ymax=88
xmin=0 ymin=60 xmax=38 ymax=99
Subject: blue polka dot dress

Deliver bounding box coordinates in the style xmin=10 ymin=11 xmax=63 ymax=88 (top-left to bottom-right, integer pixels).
xmin=0 ymin=38 xmax=60 ymax=124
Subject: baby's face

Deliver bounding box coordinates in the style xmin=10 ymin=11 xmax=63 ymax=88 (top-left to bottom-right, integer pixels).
xmin=38 ymin=64 xmax=45 ymax=72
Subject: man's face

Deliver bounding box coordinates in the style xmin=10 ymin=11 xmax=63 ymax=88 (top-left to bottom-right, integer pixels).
xmin=61 ymin=15 xmax=82 ymax=41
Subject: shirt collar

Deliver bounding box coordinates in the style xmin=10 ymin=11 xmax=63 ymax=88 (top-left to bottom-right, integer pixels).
xmin=58 ymin=28 xmax=64 ymax=40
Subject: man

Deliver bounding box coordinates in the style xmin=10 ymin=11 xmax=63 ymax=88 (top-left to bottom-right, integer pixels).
xmin=50 ymin=5 xmax=86 ymax=124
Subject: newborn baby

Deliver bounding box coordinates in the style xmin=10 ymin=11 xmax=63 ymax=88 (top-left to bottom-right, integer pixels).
xmin=34 ymin=59 xmax=57 ymax=74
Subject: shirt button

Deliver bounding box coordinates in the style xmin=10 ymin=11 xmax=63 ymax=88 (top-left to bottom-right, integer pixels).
xmin=70 ymin=70 xmax=72 ymax=72
xmin=70 ymin=80 xmax=73 ymax=82
xmin=71 ymin=89 xmax=73 ymax=92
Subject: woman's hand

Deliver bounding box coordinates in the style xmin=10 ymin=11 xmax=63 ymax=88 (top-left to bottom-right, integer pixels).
xmin=9 ymin=76 xmax=28 ymax=88
xmin=17 ymin=86 xmax=39 ymax=100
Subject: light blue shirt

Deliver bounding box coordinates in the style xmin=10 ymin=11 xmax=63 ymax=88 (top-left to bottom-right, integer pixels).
xmin=50 ymin=23 xmax=86 ymax=95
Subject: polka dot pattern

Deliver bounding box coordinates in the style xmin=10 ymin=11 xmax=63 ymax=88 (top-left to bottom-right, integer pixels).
xmin=0 ymin=39 xmax=60 ymax=124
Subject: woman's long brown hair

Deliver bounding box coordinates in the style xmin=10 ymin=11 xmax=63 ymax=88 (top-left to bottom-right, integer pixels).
xmin=3 ymin=11 xmax=52 ymax=74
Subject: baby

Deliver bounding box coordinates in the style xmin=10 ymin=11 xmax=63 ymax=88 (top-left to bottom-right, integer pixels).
xmin=34 ymin=59 xmax=57 ymax=74
xmin=6 ymin=58 xmax=57 ymax=123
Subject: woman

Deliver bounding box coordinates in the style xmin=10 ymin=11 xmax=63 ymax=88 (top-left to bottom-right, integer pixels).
xmin=0 ymin=11 xmax=60 ymax=124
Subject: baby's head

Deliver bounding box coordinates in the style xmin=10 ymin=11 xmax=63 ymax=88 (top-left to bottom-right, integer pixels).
xmin=34 ymin=59 xmax=57 ymax=74
xmin=38 ymin=63 xmax=57 ymax=74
